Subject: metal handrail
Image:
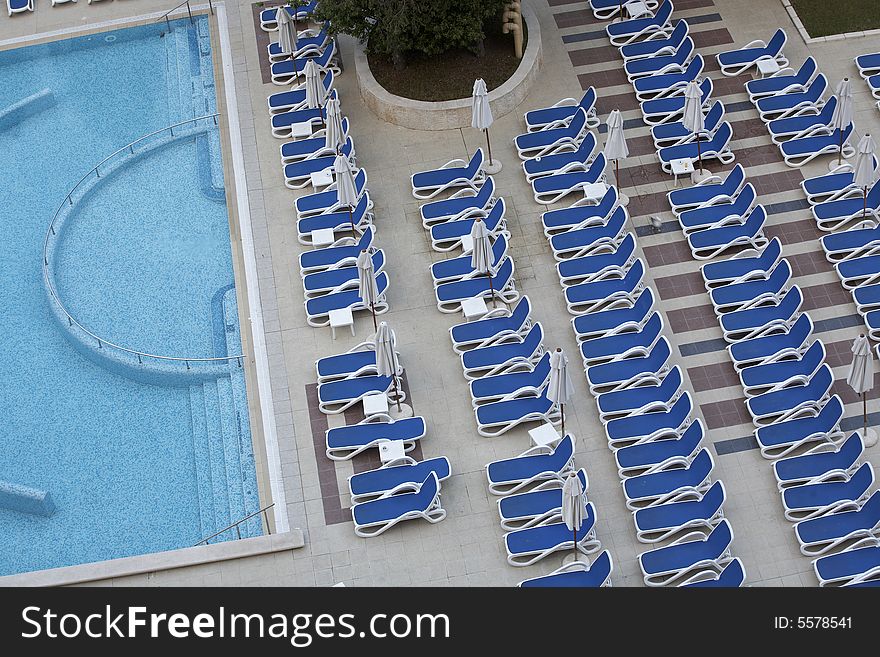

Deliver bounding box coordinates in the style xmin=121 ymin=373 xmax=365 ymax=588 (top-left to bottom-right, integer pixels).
xmin=155 ymin=0 xmax=214 ymax=29
xmin=195 ymin=503 xmax=275 ymax=545
xmin=42 ymin=113 xmax=245 ymax=369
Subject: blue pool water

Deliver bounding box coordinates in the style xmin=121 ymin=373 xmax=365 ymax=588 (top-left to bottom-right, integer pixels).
xmin=0 ymin=19 xmax=261 ymax=576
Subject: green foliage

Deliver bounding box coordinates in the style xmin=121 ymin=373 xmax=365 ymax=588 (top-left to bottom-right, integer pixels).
xmin=314 ymin=0 xmax=508 ymax=60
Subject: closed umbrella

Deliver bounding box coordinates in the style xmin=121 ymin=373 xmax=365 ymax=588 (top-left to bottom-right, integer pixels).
xmin=324 ymin=96 xmax=345 ymax=153
xmin=830 ymin=78 xmax=853 ymax=168
xmin=357 ymin=248 xmax=379 ymax=331
xmin=472 ymin=78 xmax=500 ymax=173
xmin=604 ymin=109 xmax=629 ymax=206
xmin=561 ymin=470 xmax=586 ymax=563
xmin=682 ymin=79 xmax=708 ymax=181
xmin=547 ymin=347 xmax=574 ymax=435
xmin=304 ymin=58 xmax=324 ymax=126
xmin=470 ymin=217 xmax=496 ymax=307
xmin=276 ymin=5 xmax=297 ymax=58
xmin=852 ymin=133 xmax=878 ymax=219
xmin=374 ymin=321 xmax=402 ymax=412
xmin=333 ymin=153 xmax=358 ymax=235
xmin=848 ymin=334 xmax=877 ymax=447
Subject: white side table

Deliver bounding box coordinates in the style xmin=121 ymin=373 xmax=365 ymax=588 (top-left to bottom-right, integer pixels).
xmin=528 ymin=423 xmax=562 ymax=449
xmin=329 ymin=307 xmax=354 ymax=340
xmin=461 ymin=296 xmax=488 ymax=322
xmin=378 ymin=439 xmax=405 ymax=464
xmin=625 ymin=0 xmax=651 ymax=18
xmin=289 ymin=121 xmax=314 ymax=139
xmin=460 ymin=233 xmax=474 ymax=254
xmin=311 ymin=227 xmax=336 ymax=249
xmin=755 ymin=58 xmax=780 ymax=79
xmin=581 ymin=181 xmax=608 ymax=203
xmin=362 ymin=392 xmax=389 ymax=417
xmin=310 ymin=167 xmax=334 ymax=192
xmin=670 ymin=158 xmax=694 ymax=186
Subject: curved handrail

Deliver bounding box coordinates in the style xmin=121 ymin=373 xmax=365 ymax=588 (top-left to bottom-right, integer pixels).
xmin=195 ymin=503 xmax=275 ymax=546
xmin=42 ymin=113 xmax=245 ymax=369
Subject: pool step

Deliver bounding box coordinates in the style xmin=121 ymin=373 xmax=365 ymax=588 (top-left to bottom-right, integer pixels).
xmin=223 ymin=289 xmax=262 ymax=537
xmin=188 ymin=384 xmax=215 ymax=539
xmin=202 ymin=380 xmax=231 ymax=532
xmin=217 ymin=376 xmax=246 ymax=533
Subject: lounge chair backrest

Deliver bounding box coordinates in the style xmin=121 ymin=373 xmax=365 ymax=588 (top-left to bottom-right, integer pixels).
xmin=722 ymin=163 xmax=746 ymax=196
xmin=642 ymin=309 xmax=663 ymax=341
xmin=801 ymin=339 xmax=826 ymax=371
xmin=494 ymin=256 xmax=514 ymax=285
xmin=807 ymin=74 xmax=828 ymax=101
xmin=521 ymin=322 xmax=544 ymax=354
xmin=860 ymin=489 xmax=880 ymax=520
xmin=580 ymin=87 xmax=597 ymax=114
xmin=810 ymin=364 xmax=833 ymax=392
xmin=669 ymin=20 xmax=688 ymax=45
xmin=732 ymin=183 xmax=756 ymax=211
xmin=818 ymin=395 xmax=845 ymax=429
xmin=767 ymin=29 xmax=787 ymax=56
xmin=575 ymin=132 xmax=597 ymax=161
xmin=485 ymin=197 xmax=506 ymax=231
xmin=659 ymin=366 xmax=683 ymax=396
xmin=798 ymin=57 xmax=817 ymax=84
xmin=674 ymin=37 xmax=695 ymax=64
xmin=549 ymin=435 xmax=575 ymax=471
xmin=567 ymin=107 xmax=588 ymax=137
xmin=466 ymin=149 xmax=485 ymax=179
xmin=510 ymin=295 xmax=532 ymax=328
xmin=684 ymin=54 xmax=704 ymax=79
xmin=709 ymin=122 xmax=733 ymax=149
xmin=698 ymin=77 xmax=714 ymax=102
xmin=476 ymin=177 xmax=495 ymax=205
xmin=707 ymin=518 xmax=733 ymax=550
xmin=624 ymin=258 xmax=646 ymax=288
xmin=491 ymin=233 xmax=509 ymax=263
xmin=668 ymin=392 xmax=693 ymax=426
xmin=312 ymin=43 xmax=335 ymax=68
xmin=689 ymin=448 xmax=714 ymax=482
xmin=414 ymin=472 xmax=440 ymax=507
xmin=596 ymin=185 xmax=619 ymax=216
xmin=745 ymin=203 xmax=767 ymax=229
xmin=589 ymin=151 xmax=608 ymax=177
xmin=705 ymin=101 xmax=725 ymax=132
xmin=849 ymin=462 xmax=875 ymax=493
xmin=865 ymin=178 xmax=880 ymax=206
xmin=702 ymin=480 xmax=726 ymax=512
xmin=635 ymin=287 xmax=656 ymax=316
xmin=655 ymin=0 xmax=673 ymax=24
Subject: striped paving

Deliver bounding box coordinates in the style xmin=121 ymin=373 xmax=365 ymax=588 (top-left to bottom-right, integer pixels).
xmin=544 ymin=0 xmax=873 ymax=457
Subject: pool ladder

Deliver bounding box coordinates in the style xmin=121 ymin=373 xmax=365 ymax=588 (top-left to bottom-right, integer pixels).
xmin=194 ymin=502 xmax=275 ymax=546
xmin=156 ymin=0 xmax=214 ymax=33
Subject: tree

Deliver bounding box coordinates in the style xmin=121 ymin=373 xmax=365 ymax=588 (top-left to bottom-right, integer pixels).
xmin=314 ymin=0 xmax=507 ymax=68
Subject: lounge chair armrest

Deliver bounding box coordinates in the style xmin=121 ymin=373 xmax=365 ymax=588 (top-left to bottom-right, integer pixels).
xmin=770 ymin=66 xmax=795 ymax=78
xmin=743 ymin=39 xmax=768 ymax=49
xmin=668 ymin=527 xmax=714 ymax=546
xmin=694 ymin=174 xmax=723 ymax=187
xmin=551 ymin=97 xmax=579 ymax=108
xmin=440 ymin=157 xmax=469 ymax=169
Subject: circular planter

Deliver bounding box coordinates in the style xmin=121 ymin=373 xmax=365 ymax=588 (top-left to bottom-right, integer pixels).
xmin=354 ymin=3 xmax=542 ymax=130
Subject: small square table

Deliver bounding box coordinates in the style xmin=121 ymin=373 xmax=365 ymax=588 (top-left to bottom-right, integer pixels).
xmin=460 ymin=233 xmax=474 ymax=254
xmin=378 ymin=439 xmax=405 ymax=464
xmin=461 ymin=296 xmax=488 ymax=322
xmin=528 ymin=423 xmax=562 ymax=449
xmin=624 ymin=0 xmax=651 ymax=18
xmin=670 ymin=158 xmax=694 ymax=186
xmin=311 ymin=227 xmax=336 ymax=249
xmin=329 ymin=307 xmax=355 ymax=340
xmin=310 ymin=167 xmax=334 ymax=191
xmin=755 ymin=58 xmax=780 ymax=79
xmin=289 ymin=121 xmax=314 ymax=139
xmin=362 ymin=392 xmax=389 ymax=417
xmin=582 ymin=181 xmax=608 ymax=203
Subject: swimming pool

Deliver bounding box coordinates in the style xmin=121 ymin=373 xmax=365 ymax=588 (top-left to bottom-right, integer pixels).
xmin=0 ymin=17 xmax=261 ymax=576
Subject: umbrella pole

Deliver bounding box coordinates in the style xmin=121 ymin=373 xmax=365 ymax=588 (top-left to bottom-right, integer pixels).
xmin=573 ymin=525 xmax=578 ymax=562
xmin=696 ymin=135 xmax=703 ymax=173
xmin=615 ymin=159 xmax=620 ymax=197
xmin=838 ymin=129 xmax=844 ymax=166
xmin=561 ymin=403 xmax=565 ymax=436
xmin=488 ymin=272 xmax=496 ymax=308
xmin=485 ymin=128 xmax=494 ymax=166
xmin=864 ymin=188 xmax=868 ymax=218
xmin=618 ymin=0 xmax=624 ymax=21
xmin=348 ymin=205 xmax=355 ymax=236
xmin=392 ymin=375 xmax=402 ymax=412
xmin=864 ymin=392 xmax=868 ymax=437
xmin=370 ymin=303 xmax=377 ymax=331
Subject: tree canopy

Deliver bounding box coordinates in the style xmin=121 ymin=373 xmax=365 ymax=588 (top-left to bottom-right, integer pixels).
xmin=313 ymin=0 xmax=508 ymax=65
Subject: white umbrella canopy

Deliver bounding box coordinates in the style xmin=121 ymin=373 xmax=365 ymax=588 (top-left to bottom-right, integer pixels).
xmin=604 ymin=109 xmax=629 ymax=206
xmin=682 ymin=79 xmax=707 ymax=177
xmin=304 ymin=58 xmax=323 ymax=112
xmin=561 ymin=471 xmax=586 ymax=561
xmin=276 ymin=6 xmax=297 ymax=56
xmin=324 ymin=96 xmax=345 ymax=153
xmin=547 ymin=347 xmax=574 ymax=434
xmin=471 ymin=78 xmax=499 ymax=171
xmin=374 ymin=321 xmax=403 ymax=411
xmin=357 ymin=248 xmax=379 ymax=330
xmin=853 ymin=134 xmax=878 ymax=219
xmin=469 ymin=218 xmax=496 ymax=306
xmin=831 ymin=78 xmax=854 ymax=167
xmin=848 ymin=334 xmax=876 ymax=446
xmin=333 ymin=152 xmax=358 ymax=215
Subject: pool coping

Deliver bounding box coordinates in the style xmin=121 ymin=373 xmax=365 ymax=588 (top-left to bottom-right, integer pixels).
xmin=0 ymin=529 xmax=305 ymax=587
xmin=0 ymin=3 xmax=297 ymax=584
